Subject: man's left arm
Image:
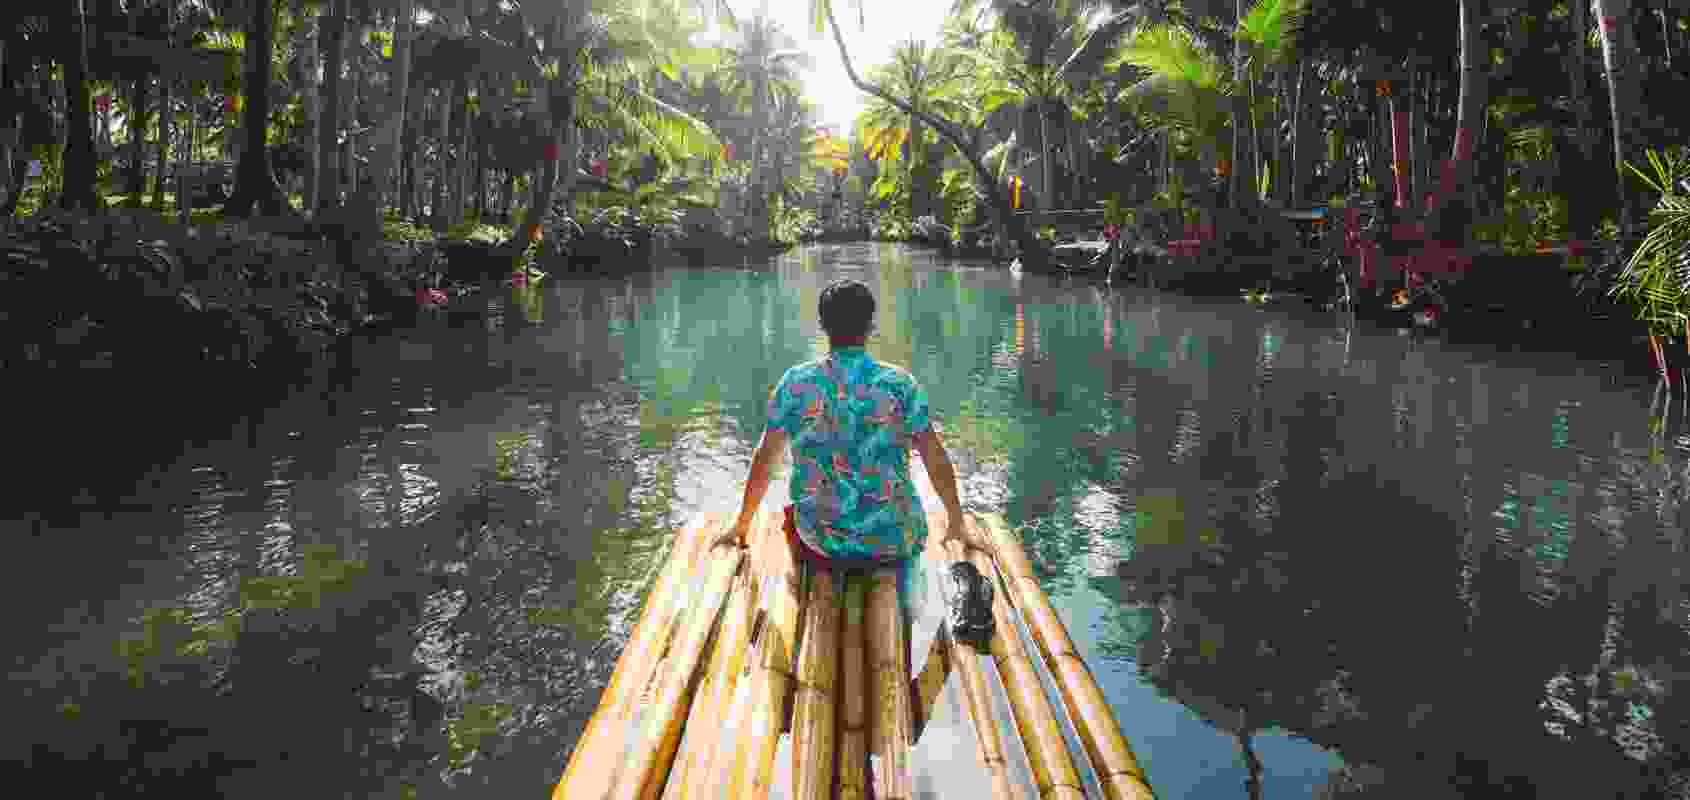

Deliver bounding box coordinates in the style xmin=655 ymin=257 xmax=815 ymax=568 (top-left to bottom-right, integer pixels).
xmin=724 ymin=427 xmax=787 ymax=547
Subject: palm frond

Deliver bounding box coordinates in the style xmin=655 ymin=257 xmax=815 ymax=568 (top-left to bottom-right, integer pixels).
xmin=1235 ymin=0 xmax=1308 ymax=64
xmin=1110 ymin=23 xmax=1227 ymax=91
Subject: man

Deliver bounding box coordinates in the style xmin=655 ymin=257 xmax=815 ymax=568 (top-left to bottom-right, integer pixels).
xmin=714 ymin=278 xmax=969 ymax=638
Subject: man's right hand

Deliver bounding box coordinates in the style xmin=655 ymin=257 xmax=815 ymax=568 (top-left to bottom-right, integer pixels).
xmin=711 ymin=516 xmax=752 ymax=550
xmin=936 ymin=512 xmax=970 ymax=553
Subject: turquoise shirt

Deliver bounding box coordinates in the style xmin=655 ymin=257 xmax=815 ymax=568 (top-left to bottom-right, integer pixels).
xmin=765 ymin=346 xmax=932 ymax=561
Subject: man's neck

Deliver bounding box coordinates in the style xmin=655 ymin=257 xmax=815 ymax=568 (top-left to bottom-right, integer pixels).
xmin=829 ymin=339 xmax=867 ymax=350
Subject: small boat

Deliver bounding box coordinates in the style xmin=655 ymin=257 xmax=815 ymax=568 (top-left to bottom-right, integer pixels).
xmin=552 ymin=507 xmax=1158 ymax=800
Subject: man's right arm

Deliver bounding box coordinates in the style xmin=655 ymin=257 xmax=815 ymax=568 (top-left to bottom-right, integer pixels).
xmin=913 ymin=429 xmax=966 ymax=542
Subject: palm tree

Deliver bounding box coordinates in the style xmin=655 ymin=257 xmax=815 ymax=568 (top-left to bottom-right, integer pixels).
xmin=516 ymin=0 xmax=720 ymax=246
xmin=813 ymin=0 xmax=1113 ymax=268
xmin=856 ymin=39 xmax=970 ymax=221
xmin=704 ymin=8 xmax=811 ymax=240
xmin=1232 ymin=0 xmax=1308 ymax=206
xmin=952 ymin=0 xmax=1135 ymax=212
xmin=1110 ymin=22 xmax=1235 ymax=190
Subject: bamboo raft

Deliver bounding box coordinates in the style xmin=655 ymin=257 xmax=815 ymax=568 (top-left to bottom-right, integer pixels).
xmin=553 ymin=508 xmax=1157 ymax=800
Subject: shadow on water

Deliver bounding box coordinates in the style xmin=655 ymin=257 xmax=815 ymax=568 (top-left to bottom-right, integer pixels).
xmin=11 ymin=243 xmax=1690 ymax=799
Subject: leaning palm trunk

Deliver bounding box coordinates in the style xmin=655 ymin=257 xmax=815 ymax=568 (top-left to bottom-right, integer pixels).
xmin=819 ymin=1 xmax=1048 ymax=269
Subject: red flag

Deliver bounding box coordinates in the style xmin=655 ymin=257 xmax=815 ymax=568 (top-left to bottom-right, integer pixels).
xmin=94 ymin=94 xmax=111 ymax=114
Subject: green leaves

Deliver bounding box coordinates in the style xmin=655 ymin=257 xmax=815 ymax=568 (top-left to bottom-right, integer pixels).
xmin=1613 ymin=148 xmax=1690 ymax=335
xmin=980 ymin=88 xmax=1021 ymax=114
xmin=1112 ymin=24 xmax=1228 ymax=92
xmin=1234 ymin=0 xmax=1308 ymax=66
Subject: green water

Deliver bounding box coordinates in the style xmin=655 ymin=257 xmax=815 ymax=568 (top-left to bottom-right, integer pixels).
xmin=15 ymin=242 xmax=1690 ymax=798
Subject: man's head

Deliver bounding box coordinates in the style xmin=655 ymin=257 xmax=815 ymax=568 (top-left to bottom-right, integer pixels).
xmin=819 ymin=278 xmax=875 ymax=345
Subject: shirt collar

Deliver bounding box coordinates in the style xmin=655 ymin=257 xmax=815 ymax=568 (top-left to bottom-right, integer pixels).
xmin=830 ymin=345 xmax=868 ymax=357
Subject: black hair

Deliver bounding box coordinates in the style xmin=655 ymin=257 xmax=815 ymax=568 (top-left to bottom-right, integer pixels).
xmin=818 ymin=278 xmax=875 ymax=341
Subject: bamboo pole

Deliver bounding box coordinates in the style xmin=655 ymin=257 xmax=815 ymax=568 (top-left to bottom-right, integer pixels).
xmin=662 ymin=565 xmax=757 ymax=800
xmin=867 ymin=567 xmax=914 ymax=800
xmin=726 ymin=506 xmax=803 ymax=798
xmin=683 ymin=508 xmax=782 ymax=797
xmin=930 ymin=529 xmax=1030 ymax=800
xmin=963 ymin=517 xmax=1085 ymax=800
xmin=837 ymin=573 xmax=869 ymax=800
xmin=611 ymin=544 xmax=746 ymax=800
xmin=976 ymin=513 xmax=1157 ymax=800
xmin=790 ymin=568 xmax=841 ymax=800
xmin=553 ymin=512 xmax=727 ymax=800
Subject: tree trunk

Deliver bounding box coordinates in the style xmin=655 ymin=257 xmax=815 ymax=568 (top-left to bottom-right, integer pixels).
xmin=907 ymin=113 xmax=922 ymax=219
xmin=177 ymin=83 xmax=193 ymax=224
xmin=748 ymin=77 xmax=767 ymax=238
xmin=317 ymin=0 xmax=345 ymax=214
xmin=400 ymin=85 xmax=418 ymax=218
xmin=431 ymin=83 xmax=453 ymax=230
xmin=1566 ymin=0 xmax=1597 ymax=241
xmin=1287 ymin=60 xmax=1312 ymax=207
xmin=1409 ymin=69 xmax=1424 ymax=211
xmin=1039 ymin=96 xmax=1053 ymax=212
xmin=58 ymin=1 xmax=100 ymax=212
xmin=0 ymin=43 xmax=13 ymax=211
xmin=518 ymin=56 xmax=576 ymax=251
xmin=500 ymin=170 xmax=515 ymax=223
xmin=374 ymin=0 xmax=413 ymax=213
xmin=297 ymin=0 xmax=321 ymax=215
xmin=1596 ymin=0 xmax=1645 ymax=245
xmin=126 ymin=78 xmax=148 ymax=202
xmin=1388 ymin=80 xmax=1412 ymax=214
xmin=451 ymin=82 xmax=472 ymax=225
xmin=226 ymin=0 xmax=289 ymax=217
xmin=343 ymin=42 xmax=360 ymax=196
xmin=152 ymin=79 xmax=171 ymax=209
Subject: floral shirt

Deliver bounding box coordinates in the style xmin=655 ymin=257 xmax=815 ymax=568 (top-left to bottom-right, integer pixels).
xmin=766 ymin=346 xmax=932 ymax=562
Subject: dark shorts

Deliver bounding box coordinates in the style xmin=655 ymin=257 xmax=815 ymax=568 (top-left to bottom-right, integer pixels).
xmin=783 ymin=505 xmax=922 ymax=620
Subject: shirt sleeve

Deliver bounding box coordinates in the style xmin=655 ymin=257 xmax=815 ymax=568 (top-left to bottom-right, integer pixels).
xmin=904 ymin=375 xmax=932 ymax=434
xmin=766 ymin=368 xmax=802 ymax=435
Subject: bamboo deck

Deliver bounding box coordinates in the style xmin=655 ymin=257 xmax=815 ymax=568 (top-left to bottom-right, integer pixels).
xmin=553 ymin=508 xmax=1157 ymax=800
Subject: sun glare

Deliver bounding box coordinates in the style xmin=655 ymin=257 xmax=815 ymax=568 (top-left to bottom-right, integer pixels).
xmin=756 ymin=0 xmax=952 ymax=137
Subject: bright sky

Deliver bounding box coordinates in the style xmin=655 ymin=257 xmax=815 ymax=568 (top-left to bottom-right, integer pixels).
xmin=754 ymin=0 xmax=955 ymax=137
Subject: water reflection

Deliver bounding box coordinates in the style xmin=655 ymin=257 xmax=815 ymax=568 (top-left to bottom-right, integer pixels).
xmin=15 ymin=245 xmax=1690 ymax=799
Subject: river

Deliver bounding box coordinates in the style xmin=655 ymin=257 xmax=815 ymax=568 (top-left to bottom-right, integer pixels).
xmin=14 ymin=242 xmax=1690 ymax=799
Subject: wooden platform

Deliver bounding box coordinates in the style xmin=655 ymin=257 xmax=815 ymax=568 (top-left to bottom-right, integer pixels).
xmin=552 ymin=508 xmax=1157 ymax=800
